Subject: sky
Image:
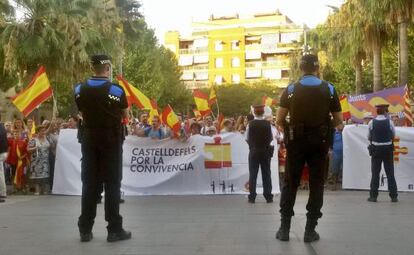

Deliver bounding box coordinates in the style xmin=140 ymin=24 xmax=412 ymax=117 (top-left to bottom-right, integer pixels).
xmin=140 ymin=0 xmax=345 ymax=44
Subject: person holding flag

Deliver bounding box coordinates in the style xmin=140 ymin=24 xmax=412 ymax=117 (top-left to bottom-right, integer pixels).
xmin=74 ymin=54 xmax=131 ymax=243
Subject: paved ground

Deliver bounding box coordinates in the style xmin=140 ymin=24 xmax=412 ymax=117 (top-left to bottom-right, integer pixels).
xmin=0 ymin=191 xmax=413 ymax=255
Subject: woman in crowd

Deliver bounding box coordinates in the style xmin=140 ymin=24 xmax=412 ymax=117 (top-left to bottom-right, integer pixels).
xmin=27 ymin=125 xmax=50 ymax=195
xmin=190 ymin=122 xmax=202 ymax=136
xmin=235 ymin=116 xmax=247 ymax=134
xmin=13 ymin=119 xmax=28 ymax=140
xmin=45 ymin=121 xmax=59 ymax=191
xmin=6 ymin=126 xmax=29 ymax=192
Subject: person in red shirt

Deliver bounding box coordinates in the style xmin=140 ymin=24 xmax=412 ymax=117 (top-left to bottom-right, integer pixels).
xmin=7 ymin=129 xmax=28 ymax=192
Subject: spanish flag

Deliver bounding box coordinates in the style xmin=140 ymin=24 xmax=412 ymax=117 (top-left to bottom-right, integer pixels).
xmin=116 ymin=75 xmax=152 ymax=109
xmin=340 ymin=95 xmax=351 ymax=120
xmin=14 ymin=146 xmax=26 ymax=189
xmin=193 ymin=89 xmax=211 ymax=116
xmin=161 ymin=105 xmax=181 ymax=134
xmin=262 ymin=96 xmax=277 ymax=106
xmin=148 ymin=99 xmax=159 ymax=125
xmin=208 ymin=85 xmax=217 ymax=106
xmin=11 ymin=66 xmax=53 ymax=117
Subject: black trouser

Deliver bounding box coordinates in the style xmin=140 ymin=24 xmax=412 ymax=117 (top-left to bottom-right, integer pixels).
xmin=248 ymin=149 xmax=272 ymax=200
xmin=78 ymin=130 xmax=123 ymax=234
xmin=280 ymin=139 xmax=329 ymax=220
xmin=370 ymin=145 xmax=398 ymax=199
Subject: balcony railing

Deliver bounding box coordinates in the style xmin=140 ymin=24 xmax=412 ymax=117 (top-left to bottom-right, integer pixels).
xmin=179 ymin=47 xmax=208 ymax=55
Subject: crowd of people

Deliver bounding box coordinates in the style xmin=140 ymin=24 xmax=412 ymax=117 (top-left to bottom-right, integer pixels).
xmin=0 ymin=108 xmax=348 ymax=203
xmin=0 ymin=117 xmax=76 ymax=202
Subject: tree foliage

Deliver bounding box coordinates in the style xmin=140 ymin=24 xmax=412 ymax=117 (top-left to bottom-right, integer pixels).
xmin=0 ymin=0 xmax=190 ymax=117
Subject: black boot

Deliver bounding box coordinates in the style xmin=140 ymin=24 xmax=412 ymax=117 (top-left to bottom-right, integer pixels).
xmin=275 ymin=217 xmax=291 ymax=241
xmin=304 ymin=219 xmax=320 ymax=243
xmin=107 ymin=229 xmax=132 ymax=242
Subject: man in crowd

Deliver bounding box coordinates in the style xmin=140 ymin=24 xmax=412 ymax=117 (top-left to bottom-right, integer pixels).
xmin=137 ymin=115 xmax=165 ymax=139
xmin=201 ymin=115 xmax=214 ymax=135
xmin=276 ymin=54 xmax=342 ymax=242
xmin=74 ymin=54 xmax=131 ymax=242
xmin=245 ymin=104 xmax=274 ymax=204
xmin=367 ymin=104 xmax=398 ymax=202
xmin=137 ymin=113 xmax=150 ymax=129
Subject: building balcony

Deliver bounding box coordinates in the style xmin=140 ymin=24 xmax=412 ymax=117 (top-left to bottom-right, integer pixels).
xmin=184 ymin=81 xmax=209 ymax=89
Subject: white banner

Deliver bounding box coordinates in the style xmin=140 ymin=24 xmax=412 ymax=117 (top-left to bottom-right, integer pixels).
xmin=53 ymin=130 xmax=280 ymax=195
xmin=343 ymin=125 xmax=414 ymax=192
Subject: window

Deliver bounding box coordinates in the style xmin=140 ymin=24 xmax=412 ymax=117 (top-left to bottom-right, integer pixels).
xmin=232 ymin=74 xmax=240 ymax=84
xmin=231 ymin=40 xmax=240 ymax=50
xmin=215 ymin=75 xmax=223 ymax=85
xmin=215 ymin=41 xmax=223 ymax=51
xmin=231 ymin=57 xmax=240 ymax=67
xmin=215 ymin=58 xmax=224 ymax=68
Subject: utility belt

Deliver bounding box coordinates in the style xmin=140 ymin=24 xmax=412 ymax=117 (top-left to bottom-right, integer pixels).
xmin=284 ymin=123 xmax=333 ymax=145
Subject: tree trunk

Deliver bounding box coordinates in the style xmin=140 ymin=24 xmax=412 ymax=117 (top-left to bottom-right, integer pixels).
xmin=373 ymin=44 xmax=383 ymax=92
xmin=355 ymin=59 xmax=363 ymax=95
xmin=398 ymin=21 xmax=409 ymax=87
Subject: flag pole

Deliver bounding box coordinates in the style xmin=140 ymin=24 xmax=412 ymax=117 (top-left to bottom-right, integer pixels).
xmin=52 ymin=92 xmax=58 ymax=120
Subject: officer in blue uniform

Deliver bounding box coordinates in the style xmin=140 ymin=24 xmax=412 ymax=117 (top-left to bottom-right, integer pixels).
xmin=275 ymin=54 xmax=342 ymax=242
xmin=367 ymin=104 xmax=398 ymax=202
xmin=74 ymin=54 xmax=131 ymax=242
xmin=245 ymin=104 xmax=274 ymax=203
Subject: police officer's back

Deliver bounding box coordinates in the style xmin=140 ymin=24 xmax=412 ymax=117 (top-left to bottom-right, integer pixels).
xmin=246 ymin=105 xmax=274 ymax=203
xmin=367 ymin=104 xmax=398 ymax=202
xmin=275 ymin=54 xmax=342 ymax=242
xmin=74 ymin=54 xmax=131 ymax=242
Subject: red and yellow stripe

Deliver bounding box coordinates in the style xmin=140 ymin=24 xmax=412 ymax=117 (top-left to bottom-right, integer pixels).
xmin=193 ymin=89 xmax=211 ymax=116
xmin=11 ymin=66 xmax=53 ymax=117
xmin=116 ymin=75 xmax=152 ymax=109
xmin=162 ymin=105 xmax=181 ymax=134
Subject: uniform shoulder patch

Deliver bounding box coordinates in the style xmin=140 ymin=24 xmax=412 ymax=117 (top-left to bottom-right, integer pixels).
xmin=109 ymin=85 xmax=124 ymax=97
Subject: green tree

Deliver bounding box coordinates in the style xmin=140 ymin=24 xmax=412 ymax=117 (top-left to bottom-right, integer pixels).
xmin=122 ymin=24 xmax=191 ymax=113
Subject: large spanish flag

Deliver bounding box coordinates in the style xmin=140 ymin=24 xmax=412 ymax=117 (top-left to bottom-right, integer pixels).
xmin=262 ymin=96 xmax=277 ymax=106
xmin=193 ymin=89 xmax=211 ymax=116
xmin=116 ymin=75 xmax=152 ymax=109
xmin=162 ymin=105 xmax=181 ymax=134
xmin=12 ymin=66 xmax=53 ymax=117
xmin=340 ymin=95 xmax=351 ymax=120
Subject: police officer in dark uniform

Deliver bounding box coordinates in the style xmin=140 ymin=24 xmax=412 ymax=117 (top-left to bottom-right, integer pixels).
xmin=246 ymin=105 xmax=274 ymax=203
xmin=74 ymin=54 xmax=131 ymax=242
xmin=275 ymin=54 xmax=342 ymax=242
xmin=367 ymin=104 xmax=398 ymax=202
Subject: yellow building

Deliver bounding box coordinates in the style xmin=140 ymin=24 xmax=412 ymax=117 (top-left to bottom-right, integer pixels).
xmin=164 ymin=10 xmax=304 ymax=89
